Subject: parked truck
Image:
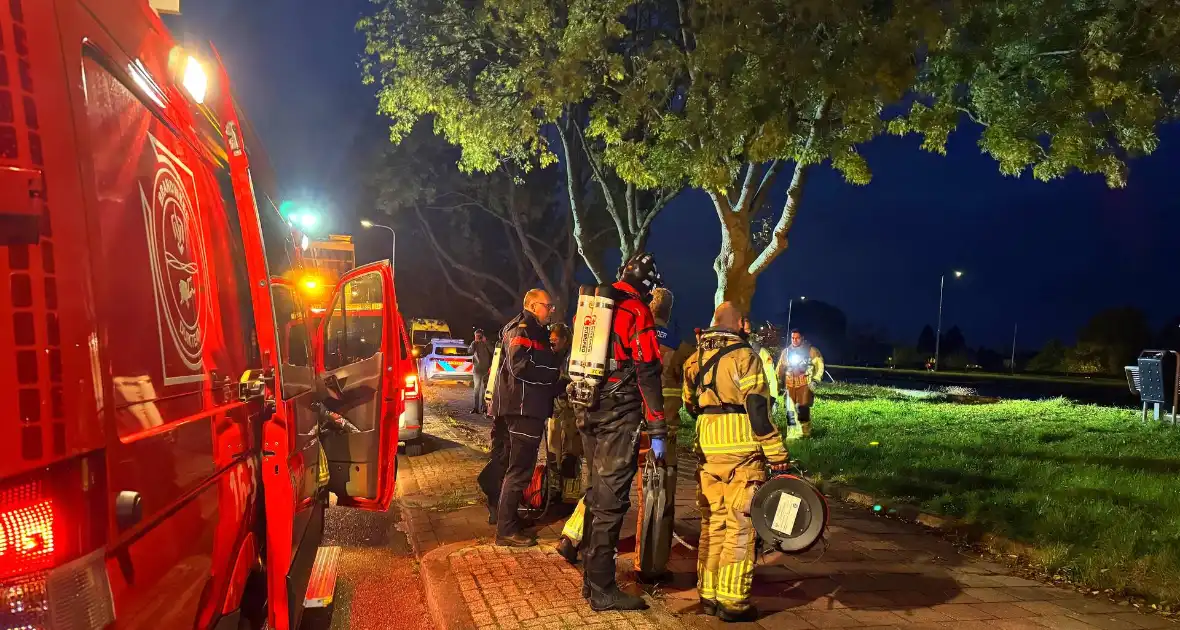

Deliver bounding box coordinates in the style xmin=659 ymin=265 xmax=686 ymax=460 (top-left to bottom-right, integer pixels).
xmin=0 ymin=1 xmax=413 ymax=629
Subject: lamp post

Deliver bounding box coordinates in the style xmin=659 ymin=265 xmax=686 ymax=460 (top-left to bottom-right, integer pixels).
xmin=361 ymin=219 xmax=396 ymax=267
xmin=1010 ymin=322 xmax=1018 ymax=374
xmin=934 ymin=271 xmax=963 ymax=371
xmin=786 ymin=296 xmax=806 ymax=332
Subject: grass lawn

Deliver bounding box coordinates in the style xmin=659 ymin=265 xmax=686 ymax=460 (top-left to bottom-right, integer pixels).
xmin=677 ymin=383 xmax=1180 ymax=603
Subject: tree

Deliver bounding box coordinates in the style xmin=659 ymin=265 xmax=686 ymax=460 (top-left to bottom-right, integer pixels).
xmin=891 ymin=346 xmax=925 ymax=369
xmin=1027 ymin=339 xmax=1067 ymax=373
xmin=368 ymin=125 xmax=579 ymax=321
xmin=1063 ymin=342 xmax=1108 ymax=374
xmin=1077 ymin=306 xmax=1153 ymax=373
xmin=357 ymin=0 xmax=683 ymax=282
xmin=941 ymin=326 xmax=968 ymax=358
xmin=1159 ymin=316 xmax=1180 ymax=350
xmin=848 ymin=325 xmax=892 ymax=366
xmin=570 ymin=0 xmax=1179 ymax=308
xmin=361 ymin=0 xmax=1180 ymax=308
xmin=917 ymin=325 xmax=937 ymax=356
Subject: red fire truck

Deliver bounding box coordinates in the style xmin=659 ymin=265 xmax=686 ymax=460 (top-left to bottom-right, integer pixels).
xmin=0 ymin=1 xmax=414 ymax=629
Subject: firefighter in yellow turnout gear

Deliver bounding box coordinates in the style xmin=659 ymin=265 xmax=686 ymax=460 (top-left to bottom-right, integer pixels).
xmin=684 ymin=303 xmax=790 ymax=622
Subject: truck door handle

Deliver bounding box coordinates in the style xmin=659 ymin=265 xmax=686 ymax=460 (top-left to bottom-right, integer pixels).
xmin=115 ymin=491 xmax=143 ymax=531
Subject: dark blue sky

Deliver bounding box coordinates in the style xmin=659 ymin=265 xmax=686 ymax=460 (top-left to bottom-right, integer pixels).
xmin=175 ymin=1 xmax=1180 ymax=352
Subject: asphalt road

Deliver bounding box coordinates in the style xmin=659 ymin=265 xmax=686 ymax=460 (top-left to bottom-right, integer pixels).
xmin=300 ymin=471 xmax=435 ymax=630
xmin=300 ymin=381 xmax=484 ymax=630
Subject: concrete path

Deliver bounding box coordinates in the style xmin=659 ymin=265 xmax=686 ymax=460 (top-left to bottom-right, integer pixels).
xmin=396 ymin=384 xmax=1174 ymax=630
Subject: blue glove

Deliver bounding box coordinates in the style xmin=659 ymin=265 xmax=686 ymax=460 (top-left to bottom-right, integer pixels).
xmin=650 ymin=436 xmax=667 ymax=462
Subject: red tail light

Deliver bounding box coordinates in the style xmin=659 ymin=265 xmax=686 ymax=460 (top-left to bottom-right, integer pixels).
xmin=404 ymin=374 xmax=420 ymax=400
xmin=0 ymin=455 xmax=114 ymax=629
xmin=0 ymin=484 xmax=57 ymax=581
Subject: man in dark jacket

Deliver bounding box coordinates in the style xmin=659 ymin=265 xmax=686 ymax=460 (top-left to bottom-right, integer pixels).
xmin=469 ymin=329 xmax=493 ymax=413
xmin=484 ymin=289 xmax=561 ymax=546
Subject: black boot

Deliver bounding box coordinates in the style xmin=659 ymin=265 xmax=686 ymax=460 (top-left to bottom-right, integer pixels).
xmin=588 ymin=586 xmax=648 ymax=612
xmin=582 ymin=574 xmax=591 ymax=600
xmin=700 ymin=599 xmax=718 ymax=616
xmin=718 ymin=605 xmax=758 ymax=622
xmin=636 ymin=570 xmax=673 ymax=585
xmin=556 ymin=537 xmax=579 ymax=565
xmin=495 ymin=533 xmax=537 ymax=548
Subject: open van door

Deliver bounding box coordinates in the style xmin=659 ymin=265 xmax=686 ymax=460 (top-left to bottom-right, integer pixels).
xmin=315 ymin=261 xmax=403 ymax=510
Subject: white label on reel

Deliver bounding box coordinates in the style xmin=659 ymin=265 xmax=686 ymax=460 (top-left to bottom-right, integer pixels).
xmin=771 ymin=492 xmax=803 ymax=535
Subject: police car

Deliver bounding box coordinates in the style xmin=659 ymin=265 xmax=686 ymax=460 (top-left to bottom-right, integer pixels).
xmin=422 ymin=338 xmax=476 ymax=385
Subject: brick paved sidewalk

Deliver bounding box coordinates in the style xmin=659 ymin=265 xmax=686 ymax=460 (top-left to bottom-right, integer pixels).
xmin=399 ymin=386 xmax=1175 ymax=630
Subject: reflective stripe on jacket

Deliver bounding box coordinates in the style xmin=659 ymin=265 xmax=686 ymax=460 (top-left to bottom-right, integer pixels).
xmin=778 ymin=344 xmax=824 ymax=389
xmin=683 ymin=330 xmax=788 ymax=471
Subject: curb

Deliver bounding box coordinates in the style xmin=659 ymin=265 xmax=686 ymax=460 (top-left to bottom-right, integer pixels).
xmin=816 ymin=480 xmax=1037 ymax=556
xmin=419 ymin=541 xmax=479 ymax=630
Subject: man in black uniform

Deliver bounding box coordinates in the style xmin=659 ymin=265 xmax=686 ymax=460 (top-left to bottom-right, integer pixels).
xmin=469 ymin=329 xmax=493 ymax=413
xmin=577 ymin=253 xmax=668 ymax=611
xmin=486 ymin=289 xmax=561 ymax=546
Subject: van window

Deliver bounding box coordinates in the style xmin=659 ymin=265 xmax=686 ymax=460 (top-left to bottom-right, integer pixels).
xmin=81 ymin=51 xmax=259 ymax=436
xmin=271 ymin=283 xmax=314 ymax=397
xmin=322 ymin=272 xmax=385 ymax=372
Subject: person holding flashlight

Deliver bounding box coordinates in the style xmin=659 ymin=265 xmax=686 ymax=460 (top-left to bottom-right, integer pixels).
xmin=777 ymin=329 xmax=824 ymax=438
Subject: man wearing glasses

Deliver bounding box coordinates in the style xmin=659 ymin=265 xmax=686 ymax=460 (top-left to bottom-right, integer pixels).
xmin=484 ymin=289 xmax=562 ymax=546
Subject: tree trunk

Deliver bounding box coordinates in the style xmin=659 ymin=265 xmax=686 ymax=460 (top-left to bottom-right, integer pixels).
xmin=711 ymin=195 xmax=758 ymax=312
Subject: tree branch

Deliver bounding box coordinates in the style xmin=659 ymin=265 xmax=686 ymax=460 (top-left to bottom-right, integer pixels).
xmin=574 ymin=119 xmax=630 ymax=255
xmin=413 ymin=203 xmax=518 ymax=297
xmin=746 ymin=97 xmax=832 ymax=277
xmin=733 ymin=161 xmax=760 ymax=213
xmin=417 ymin=216 xmax=510 ymax=321
xmin=426 ymin=193 xmax=560 ymax=258
xmin=505 ymin=177 xmax=560 ymax=300
xmin=749 ymin=160 xmax=784 ymax=214
xmin=636 ymin=184 xmax=684 ymax=247
xmin=557 ymin=114 xmax=607 ymax=283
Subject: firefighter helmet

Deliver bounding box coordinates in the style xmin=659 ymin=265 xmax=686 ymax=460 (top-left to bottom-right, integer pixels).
xmin=617 ymin=252 xmax=663 ymax=294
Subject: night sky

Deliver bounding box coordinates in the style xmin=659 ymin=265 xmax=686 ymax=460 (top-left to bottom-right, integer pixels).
xmin=174 ymin=1 xmax=1180 ymax=353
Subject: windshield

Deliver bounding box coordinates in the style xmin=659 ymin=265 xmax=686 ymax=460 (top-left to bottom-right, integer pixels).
xmin=413 ymin=330 xmax=450 ymax=346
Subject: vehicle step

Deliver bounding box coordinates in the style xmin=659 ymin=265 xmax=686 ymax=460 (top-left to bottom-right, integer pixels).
xmin=303 ymin=546 xmax=342 ymax=609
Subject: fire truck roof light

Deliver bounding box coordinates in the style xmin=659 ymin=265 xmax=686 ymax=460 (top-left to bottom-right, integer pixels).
xmin=183 ymin=55 xmax=207 ymax=104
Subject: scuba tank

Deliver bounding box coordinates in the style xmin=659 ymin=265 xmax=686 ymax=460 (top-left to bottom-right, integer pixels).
xmin=567 ymin=285 xmax=616 ymax=408
xmin=483 ymin=342 xmax=503 ymax=410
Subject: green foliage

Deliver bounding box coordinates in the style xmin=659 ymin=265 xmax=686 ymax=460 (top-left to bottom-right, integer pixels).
xmin=1027 ymin=338 xmax=1068 ymax=372
xmin=898 ymin=0 xmax=1180 ymax=187
xmin=360 ymin=0 xmax=1180 ymax=305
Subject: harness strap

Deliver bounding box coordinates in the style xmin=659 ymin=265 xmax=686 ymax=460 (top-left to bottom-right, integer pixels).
xmin=700 ymin=404 xmax=747 ymax=414
xmin=690 ymin=341 xmax=750 ymax=410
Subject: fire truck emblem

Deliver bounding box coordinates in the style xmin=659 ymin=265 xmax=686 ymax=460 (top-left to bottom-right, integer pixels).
xmin=139 ymin=133 xmax=212 ymax=382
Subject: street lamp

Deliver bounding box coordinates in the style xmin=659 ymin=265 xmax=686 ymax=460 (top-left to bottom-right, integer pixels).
xmin=786 ymin=296 xmax=806 ymax=332
xmin=361 ymin=219 xmax=396 ymax=267
xmin=934 ymin=271 xmax=963 ymax=371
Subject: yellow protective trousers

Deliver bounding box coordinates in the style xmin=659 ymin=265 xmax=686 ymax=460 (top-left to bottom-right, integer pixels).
xmin=562 ymin=497 xmax=587 ymax=543
xmin=696 ymin=463 xmax=764 ymax=612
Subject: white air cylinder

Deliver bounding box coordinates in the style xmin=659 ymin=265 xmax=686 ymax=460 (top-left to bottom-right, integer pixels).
xmin=568 ymin=285 xmax=615 ymax=407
